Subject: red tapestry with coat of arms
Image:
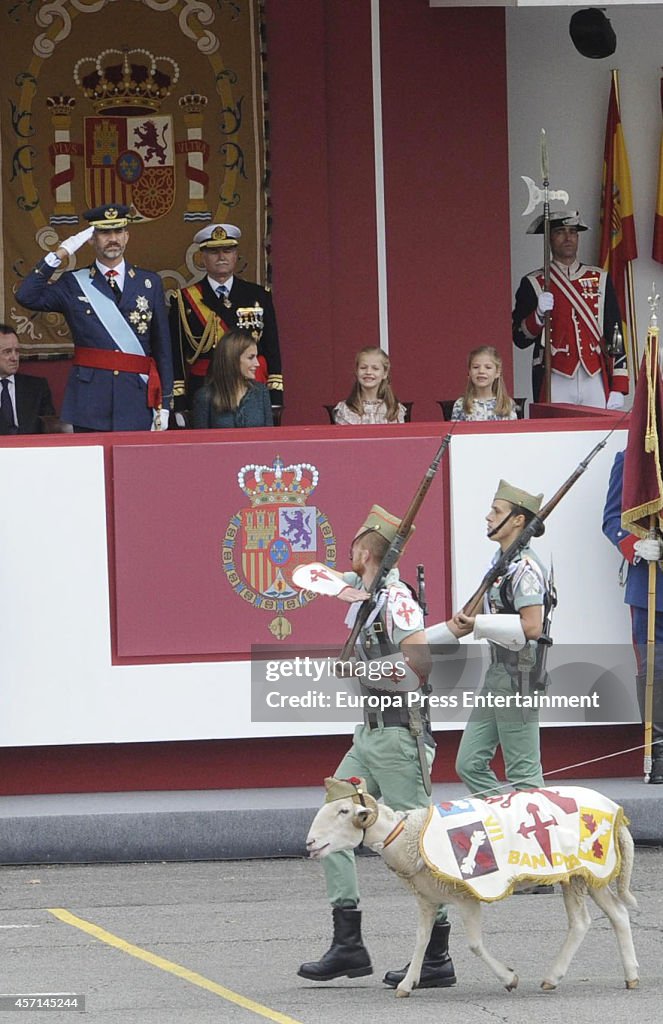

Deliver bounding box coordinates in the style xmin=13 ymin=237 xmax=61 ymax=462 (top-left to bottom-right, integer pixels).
xmin=1 ymin=0 xmax=267 ymax=358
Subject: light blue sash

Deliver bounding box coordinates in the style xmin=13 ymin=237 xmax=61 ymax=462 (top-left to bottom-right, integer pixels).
xmin=73 ymin=269 xmax=147 ymax=381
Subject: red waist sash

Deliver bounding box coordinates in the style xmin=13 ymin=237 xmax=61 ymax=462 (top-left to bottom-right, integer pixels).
xmin=73 ymin=347 xmax=162 ymax=408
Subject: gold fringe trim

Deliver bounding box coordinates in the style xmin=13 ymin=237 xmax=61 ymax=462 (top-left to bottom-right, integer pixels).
xmin=416 ymin=805 xmax=626 ymax=904
xmin=622 ymin=329 xmax=663 ymax=539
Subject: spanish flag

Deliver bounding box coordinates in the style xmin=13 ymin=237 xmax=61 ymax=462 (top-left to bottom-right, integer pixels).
xmin=599 ymin=72 xmax=638 ymax=350
xmin=653 ymin=76 xmax=663 ymax=263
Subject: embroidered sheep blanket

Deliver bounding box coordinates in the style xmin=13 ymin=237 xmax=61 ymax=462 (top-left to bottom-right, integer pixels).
xmin=419 ymin=787 xmax=625 ymax=902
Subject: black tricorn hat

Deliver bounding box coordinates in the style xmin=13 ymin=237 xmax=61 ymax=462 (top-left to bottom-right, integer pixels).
xmin=569 ymin=9 xmax=616 ymax=59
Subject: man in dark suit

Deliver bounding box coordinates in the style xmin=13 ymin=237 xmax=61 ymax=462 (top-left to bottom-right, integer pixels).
xmin=169 ymin=223 xmax=282 ymax=417
xmin=0 ymin=325 xmax=55 ymax=435
xmin=16 ymin=204 xmax=173 ymax=432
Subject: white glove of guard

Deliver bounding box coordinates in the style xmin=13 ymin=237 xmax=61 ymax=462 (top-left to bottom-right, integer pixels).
xmin=536 ymin=291 xmax=554 ymax=321
xmin=634 ymin=537 xmax=663 ymax=562
xmin=175 ymin=412 xmax=187 ymax=428
xmin=151 ymin=409 xmax=170 ymax=431
xmin=59 ymin=226 xmax=94 ymax=256
xmin=606 ymin=391 xmax=625 ymax=411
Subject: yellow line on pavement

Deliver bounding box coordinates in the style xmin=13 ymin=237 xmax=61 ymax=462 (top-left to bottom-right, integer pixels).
xmin=48 ymin=908 xmax=304 ymax=1024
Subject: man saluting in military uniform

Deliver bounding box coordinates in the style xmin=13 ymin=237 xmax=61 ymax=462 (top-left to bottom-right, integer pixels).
xmin=16 ymin=203 xmax=173 ymax=432
xmin=169 ymin=223 xmax=283 ymax=416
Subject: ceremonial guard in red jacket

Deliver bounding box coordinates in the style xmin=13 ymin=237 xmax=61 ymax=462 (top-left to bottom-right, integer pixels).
xmin=512 ymin=210 xmax=627 ymax=409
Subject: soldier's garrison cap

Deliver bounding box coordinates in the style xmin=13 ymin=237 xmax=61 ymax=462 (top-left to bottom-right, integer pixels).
xmin=324 ymin=777 xmax=366 ymax=803
xmin=194 ymin=223 xmax=241 ymax=249
xmin=494 ymin=480 xmax=543 ymax=516
xmin=355 ymin=504 xmax=415 ymax=545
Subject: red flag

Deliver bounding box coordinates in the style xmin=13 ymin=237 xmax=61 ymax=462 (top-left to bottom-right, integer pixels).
xmin=599 ymin=74 xmax=638 ymax=355
xmin=654 ymin=77 xmax=663 ymax=263
xmin=622 ymin=325 xmax=663 ymax=538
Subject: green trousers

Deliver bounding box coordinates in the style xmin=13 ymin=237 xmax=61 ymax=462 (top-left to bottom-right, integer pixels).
xmin=322 ymin=722 xmax=446 ymax=923
xmin=455 ymin=663 xmax=544 ymax=797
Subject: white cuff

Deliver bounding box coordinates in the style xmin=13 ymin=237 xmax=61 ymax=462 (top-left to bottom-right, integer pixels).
xmin=425 ymin=621 xmax=459 ymax=647
xmin=45 ymin=252 xmax=61 ymax=268
xmin=474 ymin=614 xmax=526 ymax=650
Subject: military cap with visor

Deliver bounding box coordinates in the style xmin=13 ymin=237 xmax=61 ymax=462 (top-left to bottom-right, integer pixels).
xmin=83 ymin=203 xmax=132 ymax=229
xmin=194 ymin=223 xmax=241 ymax=250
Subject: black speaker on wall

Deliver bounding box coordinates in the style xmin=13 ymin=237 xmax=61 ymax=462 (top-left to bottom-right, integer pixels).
xmin=569 ymin=9 xmax=616 ymax=59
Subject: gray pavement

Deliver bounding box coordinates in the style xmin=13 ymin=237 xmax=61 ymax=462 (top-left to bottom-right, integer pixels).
xmin=0 ymin=849 xmax=661 ymax=1023
xmin=0 ymin=777 xmax=661 ymax=863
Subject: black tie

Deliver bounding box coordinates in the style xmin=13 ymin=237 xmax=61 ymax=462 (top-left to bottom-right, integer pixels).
xmin=106 ymin=269 xmax=121 ymax=302
xmin=1 ymin=378 xmax=17 ymax=433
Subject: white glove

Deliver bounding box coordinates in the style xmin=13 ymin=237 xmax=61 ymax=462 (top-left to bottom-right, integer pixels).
xmin=59 ymin=226 xmax=94 ymax=256
xmin=606 ymin=391 xmax=625 ymax=411
xmin=536 ymin=291 xmax=554 ymax=322
xmin=151 ymin=409 xmax=170 ymax=431
xmin=634 ymin=537 xmax=663 ymax=562
xmin=175 ymin=412 xmax=187 ymax=428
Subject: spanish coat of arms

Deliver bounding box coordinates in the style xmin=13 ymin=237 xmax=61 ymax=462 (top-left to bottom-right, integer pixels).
xmin=222 ymin=456 xmax=336 ymax=639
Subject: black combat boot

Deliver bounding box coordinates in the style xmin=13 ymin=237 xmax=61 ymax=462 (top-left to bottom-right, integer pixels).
xmin=382 ymin=921 xmax=457 ymax=989
xmin=297 ymin=907 xmax=373 ymax=981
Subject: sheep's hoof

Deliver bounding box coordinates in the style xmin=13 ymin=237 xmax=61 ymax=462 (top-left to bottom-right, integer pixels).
xmin=625 ymin=978 xmax=639 ymax=990
xmin=505 ymin=973 xmax=519 ymax=992
xmin=395 ymin=987 xmax=411 ymax=999
xmin=540 ymin=980 xmax=557 ymax=991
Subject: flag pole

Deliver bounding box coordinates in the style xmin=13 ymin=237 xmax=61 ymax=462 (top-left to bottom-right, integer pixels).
xmin=645 ymin=511 xmax=656 ymax=781
xmin=613 ymin=70 xmax=640 ymax=384
xmin=627 ymin=262 xmax=640 ymax=385
xmin=642 ymin=294 xmax=660 ymax=780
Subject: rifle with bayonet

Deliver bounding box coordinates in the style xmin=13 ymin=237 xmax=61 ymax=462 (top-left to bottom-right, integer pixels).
xmin=339 ymin=432 xmax=453 ymax=662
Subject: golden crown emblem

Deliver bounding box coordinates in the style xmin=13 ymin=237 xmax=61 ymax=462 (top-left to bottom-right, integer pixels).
xmin=47 ymin=95 xmax=76 ymax=118
xmin=238 ymin=456 xmax=319 ymax=507
xmin=73 ymin=47 xmax=180 ymax=115
xmin=179 ymin=93 xmax=208 ymax=116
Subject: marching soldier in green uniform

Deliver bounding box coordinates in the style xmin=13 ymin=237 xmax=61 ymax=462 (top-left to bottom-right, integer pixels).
xmin=454 ymin=480 xmax=551 ymax=796
xmin=169 ymin=223 xmax=283 ymax=417
xmin=297 ymin=505 xmax=466 ymax=990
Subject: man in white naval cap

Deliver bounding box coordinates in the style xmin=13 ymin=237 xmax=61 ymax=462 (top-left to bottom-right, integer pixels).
xmin=169 ymin=223 xmax=282 ymax=416
xmin=512 ymin=209 xmax=627 ymax=409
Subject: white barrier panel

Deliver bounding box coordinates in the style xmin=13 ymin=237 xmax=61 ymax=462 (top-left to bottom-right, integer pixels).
xmin=0 ymin=427 xmax=633 ymax=747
